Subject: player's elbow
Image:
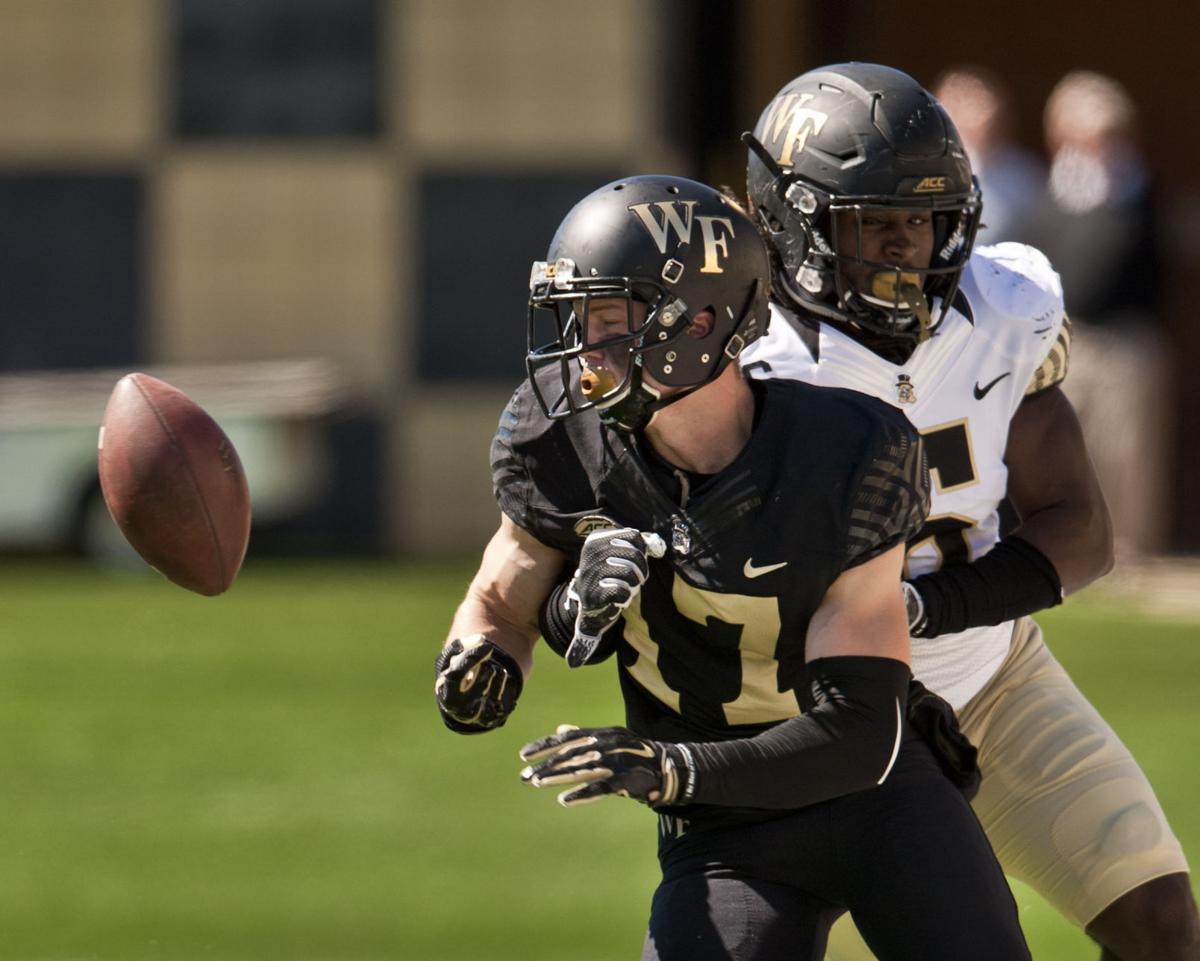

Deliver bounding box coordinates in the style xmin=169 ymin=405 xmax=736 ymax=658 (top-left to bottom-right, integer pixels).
xmin=1092 ymin=535 xmax=1115 ymax=583
xmin=803 ymin=699 xmax=905 ymax=795
xmin=1050 ymin=489 xmax=1115 ymax=594
xmin=1094 ymin=509 xmax=1116 ymax=579
xmin=1076 ymin=496 xmax=1116 ymax=587
xmin=859 ymin=701 xmax=906 ymax=787
xmin=808 ymin=658 xmax=909 ymax=789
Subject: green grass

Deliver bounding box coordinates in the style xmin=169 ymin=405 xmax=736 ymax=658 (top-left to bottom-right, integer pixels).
xmin=0 ymin=559 xmax=1196 ymax=960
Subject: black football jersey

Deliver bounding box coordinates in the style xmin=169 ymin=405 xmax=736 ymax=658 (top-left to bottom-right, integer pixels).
xmin=491 ymin=372 xmax=929 ymax=745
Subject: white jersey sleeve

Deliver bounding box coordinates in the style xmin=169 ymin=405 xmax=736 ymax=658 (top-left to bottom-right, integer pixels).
xmin=962 ymin=242 xmax=1069 ymax=408
xmin=739 ymin=243 xmax=1068 ymax=709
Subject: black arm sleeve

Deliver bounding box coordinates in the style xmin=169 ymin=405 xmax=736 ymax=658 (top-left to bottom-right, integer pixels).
xmin=537 ymin=579 xmax=575 ymax=659
xmin=907 ymin=535 xmax=1062 ymax=638
xmin=679 ymin=656 xmax=911 ymax=810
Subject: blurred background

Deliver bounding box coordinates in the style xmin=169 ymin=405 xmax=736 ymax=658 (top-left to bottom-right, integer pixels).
xmin=1 ymin=3 xmax=1199 ymax=960
xmin=2 ymin=0 xmax=1200 ymax=562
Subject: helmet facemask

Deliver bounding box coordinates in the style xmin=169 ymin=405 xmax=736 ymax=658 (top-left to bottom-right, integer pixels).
xmin=756 ymin=160 xmax=981 ymax=344
xmin=526 ymin=258 xmax=693 ymax=430
xmin=799 ymin=193 xmax=980 ymax=342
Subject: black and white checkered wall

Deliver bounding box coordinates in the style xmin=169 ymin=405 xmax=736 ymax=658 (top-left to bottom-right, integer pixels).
xmin=0 ymin=0 xmax=678 ymax=551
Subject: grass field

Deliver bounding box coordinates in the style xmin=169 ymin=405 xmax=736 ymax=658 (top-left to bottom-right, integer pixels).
xmin=1 ymin=558 xmax=1197 ymax=960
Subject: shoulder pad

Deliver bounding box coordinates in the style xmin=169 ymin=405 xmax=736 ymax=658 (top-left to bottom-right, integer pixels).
xmin=738 ymin=302 xmax=820 ymax=380
xmin=791 ymin=385 xmax=928 ymax=568
xmin=964 ymin=243 xmax=1064 ymax=327
xmin=489 ymin=379 xmax=605 ymax=552
xmin=959 ymin=244 xmax=1068 ymax=391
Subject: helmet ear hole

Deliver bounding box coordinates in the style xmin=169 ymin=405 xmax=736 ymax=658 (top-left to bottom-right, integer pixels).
xmin=688 ymin=309 xmax=715 ymax=339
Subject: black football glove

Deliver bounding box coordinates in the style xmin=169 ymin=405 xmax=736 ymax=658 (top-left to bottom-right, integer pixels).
xmin=434 ymin=634 xmax=523 ymax=734
xmin=564 ymin=528 xmax=666 ymax=668
xmin=519 ymin=724 xmax=694 ymax=808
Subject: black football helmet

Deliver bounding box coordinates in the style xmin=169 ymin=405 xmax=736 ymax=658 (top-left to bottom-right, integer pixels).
xmin=527 ymin=175 xmax=770 ymax=431
xmin=746 ymin=62 xmax=982 ymax=344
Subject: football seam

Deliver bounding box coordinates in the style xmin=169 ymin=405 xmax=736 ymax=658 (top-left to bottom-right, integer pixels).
xmin=130 ymin=375 xmax=228 ymax=591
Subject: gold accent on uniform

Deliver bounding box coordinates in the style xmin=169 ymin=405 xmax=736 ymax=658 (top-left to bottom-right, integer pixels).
xmin=622 ymin=595 xmax=682 ymax=715
xmin=621 ymin=578 xmax=799 ymax=727
xmin=919 ymin=417 xmax=980 ymax=494
xmin=1025 ymin=315 xmax=1073 ymax=396
xmin=904 ymin=510 xmax=977 ymax=575
xmin=913 ymin=176 xmax=947 ymax=193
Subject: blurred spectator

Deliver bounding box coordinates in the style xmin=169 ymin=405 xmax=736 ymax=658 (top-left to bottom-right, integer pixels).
xmin=933 ymin=66 xmax=1044 ymax=243
xmin=1019 ymin=71 xmax=1170 ymax=560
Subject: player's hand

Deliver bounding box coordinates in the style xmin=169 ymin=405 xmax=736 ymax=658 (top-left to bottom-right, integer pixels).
xmin=519 ymin=724 xmax=692 ymax=808
xmin=565 ymin=528 xmax=666 ymax=668
xmin=434 ymin=634 xmax=523 ymax=734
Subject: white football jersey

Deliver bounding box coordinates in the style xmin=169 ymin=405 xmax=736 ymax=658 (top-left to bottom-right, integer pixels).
xmin=740 ymin=242 xmax=1069 ymax=708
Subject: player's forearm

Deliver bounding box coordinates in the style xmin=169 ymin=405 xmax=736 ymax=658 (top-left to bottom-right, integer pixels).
xmin=537 ymin=577 xmax=584 ymax=659
xmin=1010 ymin=499 xmax=1114 ymax=596
xmin=436 ymin=588 xmax=538 ymax=735
xmin=906 ymin=535 xmax=1063 ymax=637
xmin=447 ymin=588 xmax=539 ymax=677
xmin=679 ymin=656 xmax=910 ymax=809
xmin=1003 ymin=386 xmax=1114 ymax=596
xmin=445 ymin=515 xmax=567 ymax=677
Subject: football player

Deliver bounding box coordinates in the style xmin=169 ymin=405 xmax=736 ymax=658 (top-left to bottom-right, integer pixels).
xmin=735 ymin=64 xmax=1196 ymax=960
xmin=436 ymin=174 xmax=1031 ymax=960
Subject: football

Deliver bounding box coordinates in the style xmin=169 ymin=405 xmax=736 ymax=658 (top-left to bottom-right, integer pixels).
xmin=97 ymin=373 xmax=251 ymax=595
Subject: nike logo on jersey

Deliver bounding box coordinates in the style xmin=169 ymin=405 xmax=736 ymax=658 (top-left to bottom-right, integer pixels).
xmin=744 ymin=559 xmax=788 ymax=578
xmin=973 ymin=372 xmax=1012 ymax=400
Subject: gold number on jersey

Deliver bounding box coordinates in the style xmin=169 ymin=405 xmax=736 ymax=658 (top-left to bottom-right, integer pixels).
xmin=907 ymin=419 xmax=980 ymax=571
xmin=920 ymin=418 xmax=979 ymax=494
xmin=905 ymin=512 xmax=975 ymax=574
xmin=621 ymin=577 xmax=799 ymax=727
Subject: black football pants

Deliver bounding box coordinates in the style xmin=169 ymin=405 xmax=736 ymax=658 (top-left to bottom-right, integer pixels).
xmin=642 ymin=729 xmax=1030 ymax=961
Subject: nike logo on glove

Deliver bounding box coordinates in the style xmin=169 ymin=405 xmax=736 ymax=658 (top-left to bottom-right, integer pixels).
xmin=973 ymin=372 xmax=1011 ymax=399
xmin=744 ymin=559 xmax=788 ymax=578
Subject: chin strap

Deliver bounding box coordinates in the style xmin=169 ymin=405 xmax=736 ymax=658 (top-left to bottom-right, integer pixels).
xmin=900 ymin=282 xmax=934 ymax=343
xmin=599 ymin=377 xmax=700 ymax=432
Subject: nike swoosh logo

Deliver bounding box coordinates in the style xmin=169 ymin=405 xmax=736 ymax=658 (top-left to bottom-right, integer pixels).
xmin=744 ymin=559 xmax=788 ymax=579
xmin=876 ymin=698 xmax=903 ymax=785
xmin=973 ymin=372 xmax=1011 ymax=400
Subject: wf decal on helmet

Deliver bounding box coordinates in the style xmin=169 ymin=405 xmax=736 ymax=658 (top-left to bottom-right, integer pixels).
xmin=757 ymin=92 xmax=830 ymax=167
xmin=628 ymin=202 xmax=737 ymax=275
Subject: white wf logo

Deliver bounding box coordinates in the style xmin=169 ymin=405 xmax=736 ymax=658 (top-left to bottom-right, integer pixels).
xmin=759 ymin=92 xmax=829 ymax=167
xmin=628 ymin=201 xmax=735 ymax=274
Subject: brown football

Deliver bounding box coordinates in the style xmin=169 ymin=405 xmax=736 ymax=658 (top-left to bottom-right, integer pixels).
xmin=98 ymin=373 xmax=251 ymax=595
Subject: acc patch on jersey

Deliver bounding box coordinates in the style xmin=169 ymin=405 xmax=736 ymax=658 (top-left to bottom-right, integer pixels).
xmin=573 ymin=515 xmax=618 ymax=539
